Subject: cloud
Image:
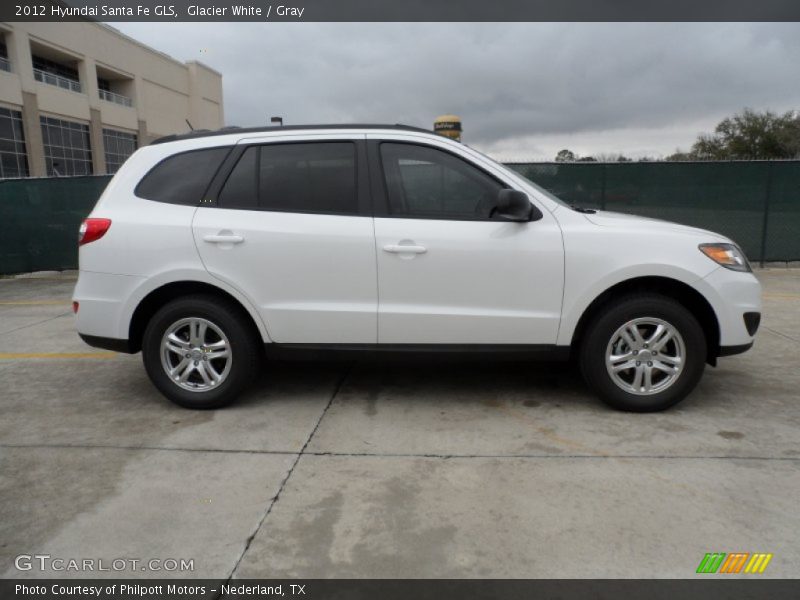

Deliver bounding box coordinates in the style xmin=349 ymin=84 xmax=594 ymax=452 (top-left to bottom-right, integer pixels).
xmin=114 ymin=22 xmax=800 ymax=159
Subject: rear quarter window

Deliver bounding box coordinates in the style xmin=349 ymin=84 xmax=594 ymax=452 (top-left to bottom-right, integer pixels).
xmin=135 ymin=147 xmax=231 ymax=205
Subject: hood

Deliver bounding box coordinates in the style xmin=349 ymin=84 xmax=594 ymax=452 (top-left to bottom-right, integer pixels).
xmin=583 ymin=210 xmax=725 ymax=239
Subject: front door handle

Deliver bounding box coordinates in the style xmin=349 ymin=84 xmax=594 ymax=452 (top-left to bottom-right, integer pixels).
xmin=203 ymin=234 xmax=244 ymax=244
xmin=383 ymin=244 xmax=427 ymax=254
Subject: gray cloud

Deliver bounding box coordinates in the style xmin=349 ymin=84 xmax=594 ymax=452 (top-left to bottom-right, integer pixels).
xmin=115 ymin=22 xmax=800 ymax=159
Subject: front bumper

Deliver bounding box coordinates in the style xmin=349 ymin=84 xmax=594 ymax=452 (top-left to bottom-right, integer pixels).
xmin=695 ymin=266 xmax=762 ymax=349
xmin=718 ymin=341 xmax=754 ymax=357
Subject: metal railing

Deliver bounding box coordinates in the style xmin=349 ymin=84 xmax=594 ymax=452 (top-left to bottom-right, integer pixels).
xmin=98 ymin=88 xmax=133 ymax=107
xmin=0 ymin=57 xmax=11 ymax=73
xmin=33 ymin=68 xmax=82 ymax=93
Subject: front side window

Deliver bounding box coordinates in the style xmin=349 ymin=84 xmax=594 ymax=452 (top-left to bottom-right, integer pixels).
xmin=217 ymin=142 xmax=357 ymax=214
xmin=380 ymin=143 xmax=504 ymax=219
xmin=135 ymin=147 xmax=230 ymax=205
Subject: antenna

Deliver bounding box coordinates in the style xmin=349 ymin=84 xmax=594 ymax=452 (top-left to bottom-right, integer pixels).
xmin=271 ymin=116 xmax=283 ymax=127
xmin=185 ymin=119 xmax=194 ymax=131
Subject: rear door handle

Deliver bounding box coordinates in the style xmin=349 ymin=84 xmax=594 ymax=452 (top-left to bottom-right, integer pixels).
xmin=203 ymin=234 xmax=244 ymax=244
xmin=383 ymin=244 xmax=427 ymax=254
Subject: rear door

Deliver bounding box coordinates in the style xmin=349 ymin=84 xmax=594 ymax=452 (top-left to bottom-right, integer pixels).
xmin=193 ymin=135 xmax=377 ymax=343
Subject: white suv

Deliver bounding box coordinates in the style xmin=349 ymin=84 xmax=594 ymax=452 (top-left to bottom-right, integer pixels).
xmin=73 ymin=125 xmax=762 ymax=412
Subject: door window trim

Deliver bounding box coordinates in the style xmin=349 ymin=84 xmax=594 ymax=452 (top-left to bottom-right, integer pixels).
xmin=204 ymin=139 xmax=372 ymax=217
xmin=367 ymin=140 xmax=511 ymax=221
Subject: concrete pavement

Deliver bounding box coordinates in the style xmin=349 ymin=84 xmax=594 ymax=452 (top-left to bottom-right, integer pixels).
xmin=1 ymin=269 xmax=798 ymax=579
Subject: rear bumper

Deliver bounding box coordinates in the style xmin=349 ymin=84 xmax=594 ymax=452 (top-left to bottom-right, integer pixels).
xmin=79 ymin=333 xmax=135 ymax=354
xmin=73 ymin=270 xmax=145 ymax=340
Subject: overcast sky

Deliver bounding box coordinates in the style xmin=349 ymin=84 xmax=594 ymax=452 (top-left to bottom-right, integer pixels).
xmin=115 ymin=22 xmax=800 ymax=160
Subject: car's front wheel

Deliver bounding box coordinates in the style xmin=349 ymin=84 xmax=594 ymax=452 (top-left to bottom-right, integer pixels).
xmin=142 ymin=295 xmax=260 ymax=409
xmin=579 ymin=294 xmax=707 ymax=412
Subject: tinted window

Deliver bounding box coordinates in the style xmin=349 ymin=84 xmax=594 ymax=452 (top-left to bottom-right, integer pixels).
xmin=218 ymin=146 xmax=258 ymax=209
xmin=136 ymin=147 xmax=230 ymax=205
xmin=216 ymin=142 xmax=357 ymax=214
xmin=260 ymin=143 xmax=356 ymax=214
xmin=380 ymin=143 xmax=504 ymax=219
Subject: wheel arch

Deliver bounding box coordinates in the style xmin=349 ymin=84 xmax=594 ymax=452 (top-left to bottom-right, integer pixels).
xmin=569 ymin=276 xmax=721 ymax=365
xmin=128 ymin=280 xmax=265 ymax=353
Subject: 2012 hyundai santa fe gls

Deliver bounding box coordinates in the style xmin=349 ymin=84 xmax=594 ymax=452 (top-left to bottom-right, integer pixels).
xmin=73 ymin=124 xmax=762 ymax=412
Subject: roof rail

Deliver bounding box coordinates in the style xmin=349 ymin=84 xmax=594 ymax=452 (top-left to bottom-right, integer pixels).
xmin=152 ymin=123 xmax=432 ymax=145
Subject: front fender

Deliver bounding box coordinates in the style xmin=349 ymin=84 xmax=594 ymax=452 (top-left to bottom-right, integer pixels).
xmin=556 ymin=262 xmax=714 ymax=346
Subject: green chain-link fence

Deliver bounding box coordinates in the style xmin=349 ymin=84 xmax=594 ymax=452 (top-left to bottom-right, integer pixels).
xmin=1 ymin=160 xmax=799 ymax=275
xmin=0 ymin=175 xmax=111 ymax=275
xmin=509 ymin=160 xmax=800 ymax=263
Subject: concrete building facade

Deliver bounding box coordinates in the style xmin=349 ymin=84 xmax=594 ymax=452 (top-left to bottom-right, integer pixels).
xmin=0 ymin=21 xmax=223 ymax=178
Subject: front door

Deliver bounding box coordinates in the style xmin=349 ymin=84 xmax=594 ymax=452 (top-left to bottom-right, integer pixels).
xmin=370 ymin=137 xmax=564 ymax=344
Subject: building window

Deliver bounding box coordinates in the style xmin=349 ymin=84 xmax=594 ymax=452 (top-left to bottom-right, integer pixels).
xmin=0 ymin=38 xmax=10 ymax=72
xmin=32 ymin=54 xmax=82 ymax=92
xmin=102 ymin=128 xmax=137 ymax=174
xmin=0 ymin=107 xmax=29 ymax=179
xmin=32 ymin=55 xmax=79 ymax=81
xmin=40 ymin=116 xmax=92 ymax=176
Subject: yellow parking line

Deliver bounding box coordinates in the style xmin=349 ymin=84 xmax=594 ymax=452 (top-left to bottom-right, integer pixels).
xmin=0 ymin=352 xmax=116 ymax=359
xmin=0 ymin=300 xmax=70 ymax=305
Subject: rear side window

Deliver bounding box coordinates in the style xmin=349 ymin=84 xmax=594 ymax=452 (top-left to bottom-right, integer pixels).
xmin=217 ymin=142 xmax=357 ymax=214
xmin=135 ymin=147 xmax=230 ymax=205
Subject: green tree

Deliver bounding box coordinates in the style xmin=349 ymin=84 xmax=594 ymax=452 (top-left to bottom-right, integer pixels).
xmin=555 ymin=149 xmax=577 ymax=162
xmin=689 ymin=108 xmax=800 ymax=160
xmin=666 ymin=151 xmax=692 ymax=161
xmin=595 ymin=152 xmax=632 ymax=162
xmin=777 ymin=113 xmax=800 ymax=157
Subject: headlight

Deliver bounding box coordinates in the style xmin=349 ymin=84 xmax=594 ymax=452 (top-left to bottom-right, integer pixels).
xmin=699 ymin=243 xmax=751 ymax=272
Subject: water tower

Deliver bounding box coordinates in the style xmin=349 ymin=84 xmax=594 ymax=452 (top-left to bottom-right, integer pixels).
xmin=433 ymin=115 xmax=462 ymax=142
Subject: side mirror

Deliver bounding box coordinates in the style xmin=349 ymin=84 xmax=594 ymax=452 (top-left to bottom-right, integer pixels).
xmin=493 ymin=190 xmax=542 ymax=222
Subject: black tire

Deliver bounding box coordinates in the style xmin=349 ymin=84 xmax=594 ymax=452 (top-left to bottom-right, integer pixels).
xmin=579 ymin=294 xmax=706 ymax=412
xmin=142 ymin=294 xmax=260 ymax=409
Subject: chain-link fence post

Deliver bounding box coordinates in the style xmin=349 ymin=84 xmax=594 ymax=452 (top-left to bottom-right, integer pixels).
xmin=600 ymin=163 xmax=607 ymax=210
xmin=758 ymin=161 xmax=774 ymax=268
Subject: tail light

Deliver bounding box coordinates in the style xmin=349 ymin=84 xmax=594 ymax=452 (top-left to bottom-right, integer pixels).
xmin=79 ymin=218 xmax=112 ymax=246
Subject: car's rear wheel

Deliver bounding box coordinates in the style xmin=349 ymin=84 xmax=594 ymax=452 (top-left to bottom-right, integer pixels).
xmin=579 ymin=294 xmax=706 ymax=412
xmin=142 ymin=295 xmax=260 ymax=409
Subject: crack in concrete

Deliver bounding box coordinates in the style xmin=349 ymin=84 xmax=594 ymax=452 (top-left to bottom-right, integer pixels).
xmin=220 ymin=362 xmax=355 ymax=589
xmin=3 ymin=443 xmax=797 ymax=462
xmin=0 ymin=443 xmax=297 ymax=455
xmin=764 ymin=325 xmax=800 ymax=345
xmin=0 ymin=311 xmax=71 ymax=336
